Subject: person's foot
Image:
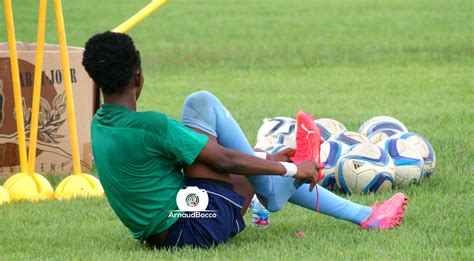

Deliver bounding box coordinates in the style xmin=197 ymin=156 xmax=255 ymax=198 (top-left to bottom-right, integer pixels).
xmin=361 ymin=192 xmax=408 ymax=230
xmin=291 ymin=111 xmax=324 ymax=181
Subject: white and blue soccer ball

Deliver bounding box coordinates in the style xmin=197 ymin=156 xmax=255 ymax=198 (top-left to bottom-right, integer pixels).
xmin=254 ymin=134 xmax=295 ymax=152
xmin=378 ymin=137 xmax=424 ymax=188
xmin=335 ymin=143 xmax=395 ymax=194
xmin=268 ymin=144 xmax=292 ymax=155
xmin=359 ymin=116 xmax=408 ymax=137
xmin=254 ymin=135 xmax=279 ymax=152
xmin=315 ymin=118 xmax=347 ymax=140
xmin=392 ymin=132 xmax=436 ymax=176
xmin=319 ymin=141 xmax=349 ymax=190
xmin=256 ymin=117 xmax=296 ymax=143
xmin=367 ymin=128 xmax=401 ymax=144
xmin=274 ymin=133 xmax=296 ymax=149
xmin=331 ymin=131 xmax=369 ymax=146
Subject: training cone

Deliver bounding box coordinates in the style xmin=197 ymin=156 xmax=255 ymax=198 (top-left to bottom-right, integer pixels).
xmin=3 ymin=173 xmax=54 ymax=201
xmin=54 ymin=174 xmax=104 ymax=200
xmin=0 ymin=186 xmax=11 ymax=204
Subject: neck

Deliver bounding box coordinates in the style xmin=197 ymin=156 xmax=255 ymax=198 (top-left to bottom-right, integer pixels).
xmin=103 ymin=93 xmax=137 ymax=112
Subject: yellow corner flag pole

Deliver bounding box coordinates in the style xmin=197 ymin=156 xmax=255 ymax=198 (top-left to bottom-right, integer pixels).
xmin=112 ymin=0 xmax=167 ymax=33
xmin=27 ymin=0 xmax=48 ymax=176
xmin=4 ymin=0 xmax=28 ymax=173
xmin=3 ymin=0 xmax=54 ymax=201
xmin=53 ymin=0 xmax=81 ymax=175
xmin=53 ymin=0 xmax=103 ymax=200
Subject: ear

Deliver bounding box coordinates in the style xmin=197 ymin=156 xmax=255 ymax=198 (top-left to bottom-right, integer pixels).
xmin=134 ymin=70 xmax=143 ymax=88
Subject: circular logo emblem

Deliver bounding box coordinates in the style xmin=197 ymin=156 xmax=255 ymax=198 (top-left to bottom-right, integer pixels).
xmin=176 ymin=186 xmax=209 ymax=211
xmin=185 ymin=193 xmax=199 ymax=207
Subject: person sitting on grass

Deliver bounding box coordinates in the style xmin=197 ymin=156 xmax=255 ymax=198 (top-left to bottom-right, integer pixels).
xmin=83 ymin=31 xmax=408 ymax=249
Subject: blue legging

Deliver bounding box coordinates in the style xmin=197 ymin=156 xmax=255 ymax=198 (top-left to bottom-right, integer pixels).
xmin=181 ymin=91 xmax=372 ymax=224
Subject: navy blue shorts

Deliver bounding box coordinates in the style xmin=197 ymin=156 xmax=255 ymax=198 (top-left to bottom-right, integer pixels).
xmin=161 ymin=178 xmax=246 ymax=249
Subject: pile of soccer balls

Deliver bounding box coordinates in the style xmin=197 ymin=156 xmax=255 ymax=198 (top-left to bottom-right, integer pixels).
xmin=255 ymin=116 xmax=436 ymax=194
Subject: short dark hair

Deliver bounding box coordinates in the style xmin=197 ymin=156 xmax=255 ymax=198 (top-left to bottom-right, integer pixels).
xmin=82 ymin=31 xmax=141 ymax=95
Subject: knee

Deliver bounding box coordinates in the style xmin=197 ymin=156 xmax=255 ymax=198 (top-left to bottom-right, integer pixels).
xmin=183 ymin=91 xmax=219 ymax=110
xmin=266 ymin=205 xmax=283 ymax=213
xmin=256 ymin=194 xmax=283 ymax=213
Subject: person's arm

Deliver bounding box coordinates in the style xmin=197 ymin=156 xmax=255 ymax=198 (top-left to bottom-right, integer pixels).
xmin=162 ymin=118 xmax=318 ymax=182
xmin=196 ymin=139 xmax=319 ymax=180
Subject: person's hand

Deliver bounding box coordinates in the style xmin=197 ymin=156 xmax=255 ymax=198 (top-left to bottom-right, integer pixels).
xmin=294 ymin=160 xmax=321 ymax=192
xmin=267 ymin=147 xmax=295 ymax=162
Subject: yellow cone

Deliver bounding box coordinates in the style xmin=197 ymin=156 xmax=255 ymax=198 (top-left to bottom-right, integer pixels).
xmin=4 ymin=172 xmax=54 ymax=201
xmin=54 ymin=174 xmax=104 ymax=200
xmin=0 ymin=186 xmax=10 ymax=204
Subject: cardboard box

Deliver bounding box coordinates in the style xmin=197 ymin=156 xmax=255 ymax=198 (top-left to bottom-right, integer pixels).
xmin=0 ymin=42 xmax=98 ymax=177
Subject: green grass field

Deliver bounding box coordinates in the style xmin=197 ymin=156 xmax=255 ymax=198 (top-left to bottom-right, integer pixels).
xmin=0 ymin=0 xmax=473 ymax=259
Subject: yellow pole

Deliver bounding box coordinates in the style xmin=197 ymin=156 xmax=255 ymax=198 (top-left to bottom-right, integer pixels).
xmin=53 ymin=0 xmax=81 ymax=175
xmin=27 ymin=0 xmax=48 ymax=176
xmin=112 ymin=0 xmax=167 ymax=33
xmin=4 ymin=0 xmax=28 ymax=173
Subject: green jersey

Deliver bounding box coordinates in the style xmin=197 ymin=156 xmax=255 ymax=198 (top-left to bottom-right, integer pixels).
xmin=91 ymin=104 xmax=208 ymax=242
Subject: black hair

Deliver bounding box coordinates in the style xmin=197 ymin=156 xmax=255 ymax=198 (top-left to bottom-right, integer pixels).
xmin=82 ymin=31 xmax=141 ymax=95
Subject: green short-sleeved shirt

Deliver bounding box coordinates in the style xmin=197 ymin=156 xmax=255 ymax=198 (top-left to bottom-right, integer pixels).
xmin=91 ymin=104 xmax=208 ymax=242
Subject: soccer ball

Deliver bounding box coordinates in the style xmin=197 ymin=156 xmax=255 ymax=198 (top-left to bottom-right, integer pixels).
xmin=367 ymin=129 xmax=401 ymax=144
xmin=254 ymin=134 xmax=295 ymax=152
xmin=315 ymin=118 xmax=347 ymax=140
xmin=358 ymin=116 xmax=408 ymax=136
xmin=267 ymin=144 xmax=292 ymax=155
xmin=331 ymin=131 xmax=369 ymax=146
xmin=274 ymin=134 xmax=296 ymax=148
xmin=392 ymin=132 xmax=436 ymax=176
xmin=256 ymin=117 xmax=296 ymax=143
xmin=319 ymin=141 xmax=349 ymax=190
xmin=335 ymin=143 xmax=395 ymax=194
xmin=378 ymin=138 xmax=424 ymax=188
xmin=254 ymin=135 xmax=279 ymax=152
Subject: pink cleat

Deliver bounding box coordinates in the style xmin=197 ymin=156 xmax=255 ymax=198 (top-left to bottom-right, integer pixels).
xmin=291 ymin=110 xmax=324 ymax=181
xmin=361 ymin=192 xmax=408 ymax=230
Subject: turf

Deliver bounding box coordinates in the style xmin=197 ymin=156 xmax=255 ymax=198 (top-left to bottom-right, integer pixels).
xmin=0 ymin=0 xmax=473 ymax=259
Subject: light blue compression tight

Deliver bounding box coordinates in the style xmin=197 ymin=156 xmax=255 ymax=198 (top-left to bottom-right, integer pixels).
xmin=181 ymin=91 xmax=372 ymax=224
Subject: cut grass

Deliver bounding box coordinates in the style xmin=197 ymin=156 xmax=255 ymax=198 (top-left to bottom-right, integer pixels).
xmin=0 ymin=0 xmax=473 ymax=259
